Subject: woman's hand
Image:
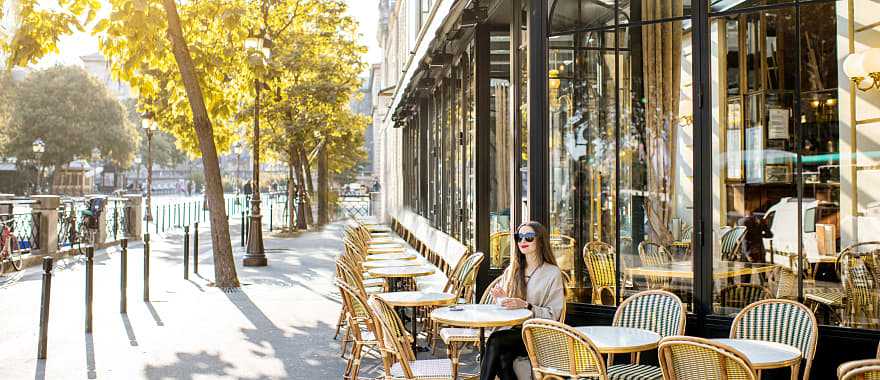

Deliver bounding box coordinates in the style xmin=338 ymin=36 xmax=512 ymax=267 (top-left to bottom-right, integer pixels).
xmin=501 ymin=297 xmax=529 ymax=310
xmin=490 ymin=286 xmax=507 ymax=299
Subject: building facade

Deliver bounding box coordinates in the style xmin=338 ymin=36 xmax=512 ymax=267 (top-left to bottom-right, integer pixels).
xmin=374 ymin=0 xmax=880 ymax=376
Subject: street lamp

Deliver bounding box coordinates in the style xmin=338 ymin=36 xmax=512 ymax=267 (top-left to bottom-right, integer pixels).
xmin=32 ymin=138 xmax=45 ymax=194
xmin=242 ymin=29 xmax=272 ymax=267
xmin=142 ymin=112 xmax=158 ymax=225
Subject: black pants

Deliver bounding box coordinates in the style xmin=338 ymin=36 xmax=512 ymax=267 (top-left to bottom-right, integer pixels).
xmin=480 ymin=328 xmax=527 ymax=380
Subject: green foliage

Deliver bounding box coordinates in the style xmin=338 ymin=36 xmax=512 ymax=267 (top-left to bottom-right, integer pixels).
xmin=4 ymin=66 xmax=138 ymax=169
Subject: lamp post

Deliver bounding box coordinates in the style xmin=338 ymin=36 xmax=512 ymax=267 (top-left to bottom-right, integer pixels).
xmin=32 ymin=139 xmax=45 ymax=194
xmin=243 ymin=30 xmax=272 ymax=267
xmin=142 ymin=112 xmax=158 ymax=226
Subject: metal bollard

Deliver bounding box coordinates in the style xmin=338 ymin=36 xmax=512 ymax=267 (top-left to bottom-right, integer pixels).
xmin=241 ymin=211 xmax=246 ymax=247
xmin=183 ymin=225 xmax=190 ymax=280
xmin=85 ymin=247 xmax=94 ymax=333
xmin=143 ymin=233 xmax=150 ymax=301
xmin=193 ymin=223 xmax=199 ymax=274
xmin=269 ymin=201 xmax=273 ymax=231
xmin=37 ymin=257 xmax=53 ymax=359
xmin=120 ymin=238 xmax=128 ymax=313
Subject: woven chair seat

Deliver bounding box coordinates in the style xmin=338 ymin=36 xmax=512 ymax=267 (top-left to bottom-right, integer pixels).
xmin=390 ymin=358 xmax=454 ymax=380
xmin=805 ymin=289 xmax=845 ymax=307
xmin=439 ymin=327 xmax=480 ymax=343
xmin=607 ymin=364 xmax=663 ymax=380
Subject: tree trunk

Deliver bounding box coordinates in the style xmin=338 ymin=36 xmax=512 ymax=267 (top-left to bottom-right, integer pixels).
xmin=162 ymin=0 xmax=238 ymax=288
xmin=287 ymin=147 xmax=297 ymax=230
xmin=317 ymin=143 xmax=329 ymax=225
xmin=297 ymin=146 xmax=314 ymax=225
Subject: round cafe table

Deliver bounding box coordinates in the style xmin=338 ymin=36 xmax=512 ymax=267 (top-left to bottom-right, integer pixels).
xmin=366 ymin=252 xmax=417 ymax=261
xmin=575 ymin=326 xmax=661 ymax=354
xmin=361 ymin=259 xmax=422 ymax=269
xmin=377 ymin=291 xmax=457 ymax=355
xmin=430 ymin=304 xmax=532 ymax=353
xmin=713 ymin=339 xmax=802 ymax=379
xmin=368 ymin=266 xmax=434 ymax=291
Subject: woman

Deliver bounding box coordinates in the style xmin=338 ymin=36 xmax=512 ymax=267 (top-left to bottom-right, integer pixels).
xmin=481 ymin=221 xmax=565 ymax=380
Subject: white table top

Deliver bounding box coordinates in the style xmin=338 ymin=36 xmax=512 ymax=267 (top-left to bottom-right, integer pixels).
xmin=377 ymin=291 xmax=457 ymax=307
xmin=713 ymin=339 xmax=802 ymax=369
xmin=366 ymin=252 xmax=418 ymax=261
xmin=362 ymin=259 xmax=422 ymax=269
xmin=368 ymin=266 xmax=435 ymax=278
xmin=431 ymin=304 xmax=532 ymax=328
xmin=575 ymin=326 xmax=662 ymax=354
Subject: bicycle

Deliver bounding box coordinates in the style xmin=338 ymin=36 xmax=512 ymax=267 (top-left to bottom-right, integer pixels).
xmin=76 ymin=196 xmax=106 ymax=254
xmin=0 ymin=218 xmax=23 ymax=275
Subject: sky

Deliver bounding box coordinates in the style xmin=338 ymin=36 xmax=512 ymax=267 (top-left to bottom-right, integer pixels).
xmin=40 ymin=0 xmax=382 ymax=70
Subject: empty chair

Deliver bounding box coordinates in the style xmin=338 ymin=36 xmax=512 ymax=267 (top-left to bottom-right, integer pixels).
xmin=605 ymin=290 xmax=686 ymax=380
xmin=658 ymin=336 xmax=756 ymax=380
xmin=720 ymin=226 xmax=747 ymax=262
xmin=838 ymin=359 xmax=880 ymax=380
xmin=730 ymin=299 xmax=818 ymax=380
xmin=522 ymin=318 xmax=608 ymax=380
xmin=584 ymin=241 xmax=617 ymax=305
xmin=368 ymin=296 xmax=454 ymax=380
xmin=336 ymin=280 xmax=380 ymax=380
xmin=718 ymin=284 xmax=772 ymax=311
xmin=638 ymin=242 xmax=674 ymax=291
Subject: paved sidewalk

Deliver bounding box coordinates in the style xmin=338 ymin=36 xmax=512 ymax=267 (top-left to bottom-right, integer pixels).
xmin=0 ymin=220 xmax=353 ymax=379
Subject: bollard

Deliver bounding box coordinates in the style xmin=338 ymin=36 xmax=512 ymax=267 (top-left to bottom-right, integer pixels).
xmin=193 ymin=223 xmax=199 ymax=274
xmin=37 ymin=257 xmax=53 ymax=359
xmin=85 ymin=246 xmax=94 ymax=333
xmin=120 ymin=238 xmax=128 ymax=313
xmin=241 ymin=211 xmax=246 ymax=247
xmin=175 ymin=204 xmax=180 ymax=227
xmin=143 ymin=233 xmax=150 ymax=301
xmin=155 ymin=206 xmax=159 ymax=234
xmin=183 ymin=225 xmax=190 ymax=280
xmin=269 ymin=201 xmax=273 ymax=231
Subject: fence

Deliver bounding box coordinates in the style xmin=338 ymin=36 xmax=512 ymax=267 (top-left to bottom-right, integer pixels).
xmin=0 ymin=211 xmax=41 ymax=253
xmin=57 ymin=198 xmax=85 ymax=251
xmin=104 ymin=197 xmax=131 ymax=244
xmin=337 ymin=194 xmax=372 ymax=219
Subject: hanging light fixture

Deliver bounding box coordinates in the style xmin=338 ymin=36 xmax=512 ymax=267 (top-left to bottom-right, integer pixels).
xmin=843 ymin=48 xmax=880 ymax=91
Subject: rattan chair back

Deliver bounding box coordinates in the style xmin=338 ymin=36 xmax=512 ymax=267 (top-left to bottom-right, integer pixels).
xmin=452 ymin=252 xmax=485 ymax=303
xmin=730 ymin=299 xmax=818 ymax=380
xmin=583 ymin=241 xmax=616 ymax=305
xmin=490 ymin=231 xmax=512 ymax=268
xmin=658 ymin=336 xmax=756 ymax=380
xmin=336 ymin=280 xmax=376 ymax=339
xmin=614 ymin=290 xmax=685 ymax=337
xmin=521 ymin=318 xmax=607 ymax=380
xmin=720 ymin=226 xmax=747 ymax=261
xmin=479 ymin=276 xmax=504 ymax=304
xmin=368 ymin=296 xmax=416 ymax=375
xmin=838 ymin=359 xmax=880 ymax=380
xmin=638 ymin=241 xmax=674 ymax=290
xmin=550 ymin=234 xmax=576 ymax=273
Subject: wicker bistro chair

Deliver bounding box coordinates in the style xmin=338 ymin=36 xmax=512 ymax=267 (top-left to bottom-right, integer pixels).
xmin=584 ymin=241 xmax=617 ymax=305
xmin=837 ymin=242 xmax=880 ymax=328
xmin=521 ymin=319 xmax=608 ymax=380
xmin=720 ymin=227 xmax=747 ymax=262
xmin=838 ymin=359 xmax=880 ymax=380
xmin=730 ymin=299 xmax=818 ymax=380
xmin=658 ymin=336 xmax=757 ymax=380
xmin=335 ymin=259 xmax=386 ymax=345
xmin=368 ymin=296 xmax=455 ymax=380
xmin=549 ymin=234 xmax=576 ymax=293
xmin=600 ymin=290 xmax=686 ymax=380
xmin=336 ymin=280 xmax=381 ymax=380
xmin=638 ymin=242 xmax=674 ymax=291
xmin=490 ymin=231 xmax=512 ymax=269
xmin=427 ymin=252 xmax=485 ymax=356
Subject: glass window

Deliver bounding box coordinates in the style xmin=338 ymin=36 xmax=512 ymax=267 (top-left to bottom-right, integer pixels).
xmin=489 ymin=32 xmax=514 ymax=269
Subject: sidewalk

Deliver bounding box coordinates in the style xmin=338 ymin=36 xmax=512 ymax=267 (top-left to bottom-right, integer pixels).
xmin=0 ymin=220 xmax=351 ymax=379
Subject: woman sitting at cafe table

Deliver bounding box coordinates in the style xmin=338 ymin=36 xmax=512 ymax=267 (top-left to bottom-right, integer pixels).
xmin=481 ymin=221 xmax=565 ymax=380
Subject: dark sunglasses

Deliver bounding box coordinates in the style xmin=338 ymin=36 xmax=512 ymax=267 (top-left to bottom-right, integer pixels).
xmin=514 ymin=232 xmax=537 ymax=243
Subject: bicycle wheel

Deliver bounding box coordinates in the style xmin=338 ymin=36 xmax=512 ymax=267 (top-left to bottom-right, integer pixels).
xmin=8 ymin=236 xmax=22 ymax=271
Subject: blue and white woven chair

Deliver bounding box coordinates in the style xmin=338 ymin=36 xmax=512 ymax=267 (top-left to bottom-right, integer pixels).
xmin=730 ymin=299 xmax=818 ymax=380
xmin=605 ymin=290 xmax=686 ymax=380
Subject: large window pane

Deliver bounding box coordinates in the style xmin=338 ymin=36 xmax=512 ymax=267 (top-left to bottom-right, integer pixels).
xmin=489 ymin=32 xmax=514 ymax=269
xmin=619 ymin=20 xmax=695 ymax=310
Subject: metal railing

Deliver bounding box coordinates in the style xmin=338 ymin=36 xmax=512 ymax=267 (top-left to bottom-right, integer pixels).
xmin=1 ymin=211 xmax=40 ymax=253
xmin=104 ymin=197 xmax=130 ymax=243
xmin=337 ymin=194 xmax=372 ymax=219
xmin=57 ymin=198 xmax=86 ymax=251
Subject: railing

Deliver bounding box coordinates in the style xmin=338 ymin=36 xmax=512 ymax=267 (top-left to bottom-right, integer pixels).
xmin=104 ymin=197 xmax=130 ymax=243
xmin=337 ymin=194 xmax=372 ymax=219
xmin=0 ymin=211 xmax=40 ymax=253
xmin=57 ymin=198 xmax=86 ymax=251
xmin=266 ymin=192 xmax=291 ymax=231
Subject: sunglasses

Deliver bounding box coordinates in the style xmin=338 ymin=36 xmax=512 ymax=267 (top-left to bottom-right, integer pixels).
xmin=514 ymin=232 xmax=537 ymax=243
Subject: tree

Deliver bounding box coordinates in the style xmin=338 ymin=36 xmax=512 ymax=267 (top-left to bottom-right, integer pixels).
xmin=0 ymin=72 xmax=12 ymax=151
xmin=3 ymin=66 xmax=137 ymax=173
xmin=5 ymin=0 xmax=368 ymax=286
